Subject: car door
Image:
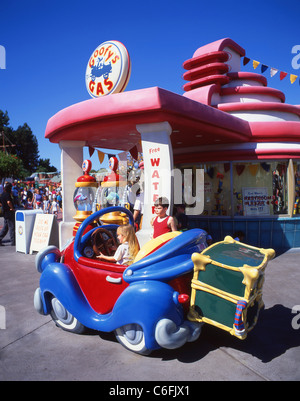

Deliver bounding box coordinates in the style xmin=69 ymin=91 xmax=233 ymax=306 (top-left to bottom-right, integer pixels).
xmin=72 ymin=256 xmax=129 ymax=314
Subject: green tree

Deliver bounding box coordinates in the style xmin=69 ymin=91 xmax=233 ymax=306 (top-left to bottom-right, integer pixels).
xmin=0 ymin=110 xmax=9 ymax=129
xmin=9 ymin=123 xmax=39 ymax=172
xmin=0 ymin=110 xmax=14 ymax=153
xmin=0 ymin=110 xmax=57 ymax=176
xmin=36 ymin=158 xmax=57 ymax=173
xmin=0 ymin=152 xmax=23 ymax=179
xmin=0 ymin=110 xmax=40 ymax=172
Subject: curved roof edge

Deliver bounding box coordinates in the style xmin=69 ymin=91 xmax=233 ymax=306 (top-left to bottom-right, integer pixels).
xmin=193 ymin=38 xmax=245 ymax=59
xmin=45 ymin=86 xmax=251 ymax=150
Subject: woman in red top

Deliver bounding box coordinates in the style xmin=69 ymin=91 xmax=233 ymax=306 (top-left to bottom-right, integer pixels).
xmin=151 ymin=197 xmax=177 ymax=239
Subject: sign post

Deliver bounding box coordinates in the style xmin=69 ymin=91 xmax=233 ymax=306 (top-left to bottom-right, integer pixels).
xmin=30 ymin=214 xmax=59 ymax=253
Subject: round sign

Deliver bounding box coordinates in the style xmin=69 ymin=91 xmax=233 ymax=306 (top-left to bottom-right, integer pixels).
xmin=82 ymin=159 xmax=92 ymax=173
xmin=85 ymin=40 xmax=131 ymax=98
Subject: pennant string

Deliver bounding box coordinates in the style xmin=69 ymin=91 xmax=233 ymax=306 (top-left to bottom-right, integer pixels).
xmin=87 ymin=146 xmax=142 ymax=166
xmin=242 ymin=56 xmax=299 ymax=86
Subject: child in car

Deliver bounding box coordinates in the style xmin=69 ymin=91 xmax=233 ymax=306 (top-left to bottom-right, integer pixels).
xmin=96 ymin=224 xmax=139 ymax=265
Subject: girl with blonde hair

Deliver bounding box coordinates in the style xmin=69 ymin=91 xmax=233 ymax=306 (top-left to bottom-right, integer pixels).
xmin=97 ymin=224 xmax=139 ymax=265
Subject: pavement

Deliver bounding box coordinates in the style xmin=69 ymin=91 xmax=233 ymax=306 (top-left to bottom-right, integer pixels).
xmin=0 ymin=216 xmax=300 ymax=383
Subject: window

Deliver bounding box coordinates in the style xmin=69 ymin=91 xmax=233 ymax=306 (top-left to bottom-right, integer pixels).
xmin=177 ymin=160 xmax=289 ymax=217
xmin=233 ymin=161 xmax=288 ymax=216
xmin=202 ymin=163 xmax=231 ymax=216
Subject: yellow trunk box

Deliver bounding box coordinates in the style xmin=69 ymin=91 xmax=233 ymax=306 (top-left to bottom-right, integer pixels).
xmin=188 ymin=236 xmax=275 ymax=339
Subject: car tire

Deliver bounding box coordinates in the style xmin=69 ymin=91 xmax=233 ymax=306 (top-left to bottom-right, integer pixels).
xmin=50 ymin=296 xmax=86 ymax=334
xmin=114 ymin=324 xmax=151 ymax=355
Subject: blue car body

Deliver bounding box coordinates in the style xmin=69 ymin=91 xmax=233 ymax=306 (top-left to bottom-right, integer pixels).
xmin=34 ymin=207 xmax=206 ymax=353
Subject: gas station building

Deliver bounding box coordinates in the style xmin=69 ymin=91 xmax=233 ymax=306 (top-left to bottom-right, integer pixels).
xmin=45 ymin=38 xmax=300 ymax=253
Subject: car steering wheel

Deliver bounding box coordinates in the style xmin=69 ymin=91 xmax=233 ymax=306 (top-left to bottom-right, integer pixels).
xmin=74 ymin=206 xmax=134 ymax=262
xmin=91 ymin=227 xmax=118 ymax=256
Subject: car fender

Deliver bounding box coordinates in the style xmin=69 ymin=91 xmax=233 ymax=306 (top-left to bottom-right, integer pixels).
xmin=38 ymin=262 xmax=103 ymax=326
xmin=110 ymin=280 xmax=185 ymax=350
xmin=38 ymin=263 xmax=186 ymax=351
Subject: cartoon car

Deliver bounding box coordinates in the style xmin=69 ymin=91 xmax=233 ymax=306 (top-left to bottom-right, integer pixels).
xmin=90 ymin=58 xmax=112 ymax=81
xmin=34 ymin=206 xmax=206 ymax=354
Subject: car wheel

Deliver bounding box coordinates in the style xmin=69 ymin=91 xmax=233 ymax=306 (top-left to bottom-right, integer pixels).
xmin=50 ymin=297 xmax=86 ymax=334
xmin=114 ymin=324 xmax=151 ymax=355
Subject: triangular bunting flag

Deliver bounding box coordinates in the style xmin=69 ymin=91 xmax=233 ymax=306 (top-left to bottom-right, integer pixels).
xmin=224 ymin=163 xmax=230 ymax=173
xmin=290 ymin=74 xmax=298 ymax=84
xmin=207 ymin=167 xmax=214 ymax=179
xmin=280 ymin=71 xmax=288 ymax=80
xmin=261 ymin=162 xmax=270 ymax=172
xmin=261 ymin=64 xmax=268 ymax=73
xmin=270 ymin=67 xmax=278 ymax=77
xmin=129 ymin=145 xmax=138 ymax=161
xmin=97 ymin=150 xmax=105 ymax=164
xmin=243 ymin=57 xmax=250 ymax=66
xmin=249 ymin=164 xmax=259 ymax=176
xmin=235 ymin=164 xmax=245 ymax=176
xmin=89 ymin=146 xmax=95 ymax=157
xmin=252 ymin=60 xmax=260 ymax=69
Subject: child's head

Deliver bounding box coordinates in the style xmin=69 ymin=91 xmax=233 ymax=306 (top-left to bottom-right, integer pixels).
xmin=154 ymin=197 xmax=169 ymax=216
xmin=117 ymin=224 xmax=135 ymax=243
xmin=116 ymin=224 xmax=139 ymax=264
xmin=154 ymin=197 xmax=169 ymax=208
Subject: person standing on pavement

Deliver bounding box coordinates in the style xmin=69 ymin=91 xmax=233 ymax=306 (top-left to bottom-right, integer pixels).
xmin=12 ymin=183 xmax=19 ymax=208
xmin=0 ymin=182 xmax=15 ymax=246
xmin=50 ymin=195 xmax=59 ymax=217
xmin=133 ymin=184 xmax=144 ymax=231
xmin=33 ymin=188 xmax=43 ymax=209
xmin=151 ymin=196 xmax=177 ymax=239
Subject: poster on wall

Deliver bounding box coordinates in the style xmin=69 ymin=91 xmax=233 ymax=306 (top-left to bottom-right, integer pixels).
xmin=242 ymin=187 xmax=272 ymax=216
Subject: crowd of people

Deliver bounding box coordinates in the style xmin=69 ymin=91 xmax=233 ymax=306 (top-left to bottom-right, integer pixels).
xmin=0 ymin=181 xmax=62 ymax=246
xmin=0 ymin=175 xmax=245 ymax=250
xmin=4 ymin=181 xmax=63 ymax=215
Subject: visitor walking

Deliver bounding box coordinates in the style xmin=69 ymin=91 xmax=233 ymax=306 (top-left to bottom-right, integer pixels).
xmin=0 ymin=183 xmax=15 ymax=246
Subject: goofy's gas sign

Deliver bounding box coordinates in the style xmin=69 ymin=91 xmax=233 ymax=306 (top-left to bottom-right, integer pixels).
xmin=85 ymin=40 xmax=131 ymax=98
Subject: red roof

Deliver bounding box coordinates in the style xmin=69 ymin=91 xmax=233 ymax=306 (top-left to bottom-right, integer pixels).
xmin=45 ymin=87 xmax=251 ymax=152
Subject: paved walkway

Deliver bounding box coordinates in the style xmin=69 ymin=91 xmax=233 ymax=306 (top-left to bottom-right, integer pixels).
xmin=0 ymin=216 xmax=299 ymax=382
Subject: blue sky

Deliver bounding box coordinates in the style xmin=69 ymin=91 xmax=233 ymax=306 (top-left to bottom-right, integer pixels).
xmin=0 ymin=0 xmax=300 ymax=171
